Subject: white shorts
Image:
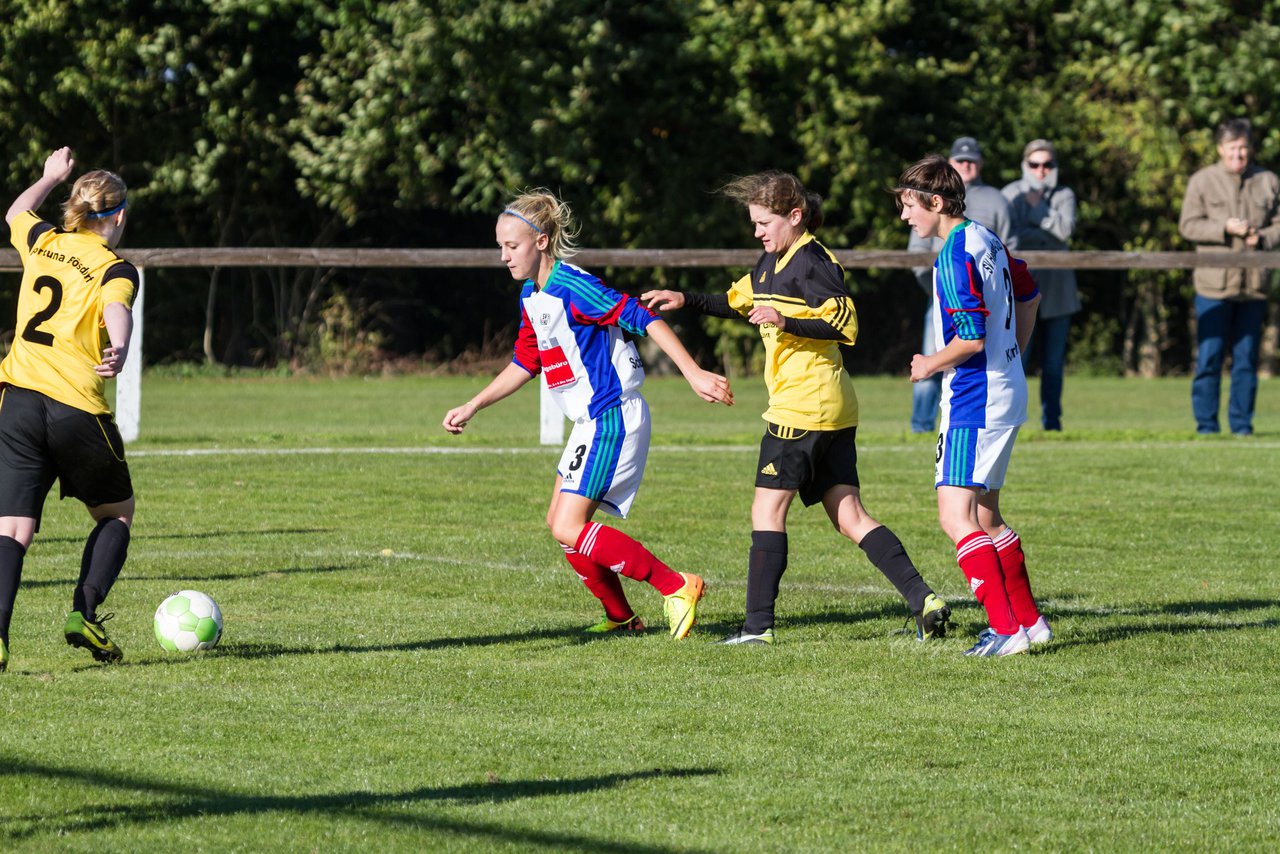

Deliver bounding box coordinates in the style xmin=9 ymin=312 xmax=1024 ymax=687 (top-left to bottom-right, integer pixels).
xmin=557 ymin=394 xmax=651 ymax=518
xmin=934 ymin=424 xmax=1020 ymax=492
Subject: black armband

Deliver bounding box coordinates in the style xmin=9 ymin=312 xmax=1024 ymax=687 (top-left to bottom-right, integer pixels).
xmin=783 ymin=316 xmax=844 ymax=340
xmin=683 ymin=291 xmax=738 ymax=318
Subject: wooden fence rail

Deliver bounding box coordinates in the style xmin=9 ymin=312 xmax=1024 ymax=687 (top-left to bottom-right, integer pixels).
xmin=5 ymin=248 xmax=1280 ymax=271
xmin=3 ymin=246 xmax=1277 ymax=444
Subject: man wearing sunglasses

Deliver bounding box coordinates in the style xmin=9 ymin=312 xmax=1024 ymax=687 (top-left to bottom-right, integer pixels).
xmin=1178 ymin=118 xmax=1279 ymax=436
xmin=1003 ymin=139 xmax=1080 ymax=432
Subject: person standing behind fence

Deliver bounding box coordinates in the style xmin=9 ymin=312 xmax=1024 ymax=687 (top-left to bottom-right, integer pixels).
xmin=907 ymin=137 xmax=1013 ymax=433
xmin=0 ymin=147 xmax=139 ymax=672
xmin=1178 ymin=118 xmax=1280 ymax=436
xmin=1003 ymin=139 xmax=1080 ymax=432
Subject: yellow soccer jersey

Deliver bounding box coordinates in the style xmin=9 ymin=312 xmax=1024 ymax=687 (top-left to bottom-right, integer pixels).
xmin=726 ymin=232 xmax=860 ymax=431
xmin=2 ymin=211 xmax=138 ymax=414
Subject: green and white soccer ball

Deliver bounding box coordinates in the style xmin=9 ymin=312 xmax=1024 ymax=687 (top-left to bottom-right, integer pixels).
xmin=154 ymin=590 xmax=223 ymax=652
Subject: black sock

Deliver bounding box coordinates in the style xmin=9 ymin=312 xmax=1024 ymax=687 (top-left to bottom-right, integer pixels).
xmin=859 ymin=525 xmax=931 ymax=614
xmin=0 ymin=536 xmax=28 ymax=644
xmin=744 ymin=531 xmax=788 ymax=633
xmin=76 ymin=520 xmax=130 ymax=621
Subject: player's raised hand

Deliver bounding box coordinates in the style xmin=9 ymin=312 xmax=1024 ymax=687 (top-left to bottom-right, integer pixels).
xmin=442 ymin=402 xmax=477 ymax=434
xmin=688 ymin=369 xmax=733 ymax=406
xmin=44 ymin=147 xmax=75 ymax=183
xmin=640 ymin=289 xmax=685 ymax=312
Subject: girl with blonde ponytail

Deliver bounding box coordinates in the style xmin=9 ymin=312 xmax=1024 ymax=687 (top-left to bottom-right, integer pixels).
xmin=0 ymin=146 xmax=139 ymax=671
xmin=444 ymin=188 xmax=734 ymax=639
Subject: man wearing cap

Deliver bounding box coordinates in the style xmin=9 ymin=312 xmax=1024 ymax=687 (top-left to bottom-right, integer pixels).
xmin=1178 ymin=118 xmax=1280 ymax=436
xmin=906 ymin=137 xmax=1013 ymax=433
xmin=1003 ymin=139 xmax=1080 ymax=431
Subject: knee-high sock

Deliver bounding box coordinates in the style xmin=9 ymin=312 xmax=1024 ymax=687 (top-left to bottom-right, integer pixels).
xmin=75 ymin=519 xmax=130 ymax=621
xmin=574 ymin=522 xmax=684 ymax=596
xmin=561 ymin=544 xmax=633 ymax=622
xmin=745 ymin=530 xmax=788 ymax=633
xmin=955 ymin=531 xmax=1019 ymax=635
xmin=0 ymin=536 xmax=27 ymax=644
xmin=859 ymin=525 xmax=931 ymax=614
xmin=993 ymin=528 xmax=1041 ymax=627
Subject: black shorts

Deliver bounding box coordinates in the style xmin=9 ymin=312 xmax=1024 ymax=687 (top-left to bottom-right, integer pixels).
xmin=0 ymin=385 xmax=133 ymax=527
xmin=754 ymin=423 xmax=859 ymax=506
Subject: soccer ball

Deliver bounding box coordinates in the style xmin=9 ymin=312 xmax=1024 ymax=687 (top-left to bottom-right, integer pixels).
xmin=154 ymin=590 xmax=223 ymax=652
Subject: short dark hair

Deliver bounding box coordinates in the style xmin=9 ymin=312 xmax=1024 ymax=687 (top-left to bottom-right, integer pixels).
xmin=894 ymin=155 xmax=966 ymax=217
xmin=1215 ymin=118 xmax=1252 ymax=145
xmin=721 ymin=170 xmax=824 ymax=232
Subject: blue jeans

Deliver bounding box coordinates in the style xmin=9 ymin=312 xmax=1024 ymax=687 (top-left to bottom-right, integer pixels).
xmin=911 ymin=307 xmax=941 ymax=433
xmin=1022 ymin=314 xmax=1071 ymax=430
xmin=1192 ymin=295 xmax=1265 ymax=434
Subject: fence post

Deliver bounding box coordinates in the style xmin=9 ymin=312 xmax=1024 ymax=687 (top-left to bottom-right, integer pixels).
xmin=116 ymin=267 xmax=144 ymax=442
xmin=539 ymin=377 xmax=564 ymax=446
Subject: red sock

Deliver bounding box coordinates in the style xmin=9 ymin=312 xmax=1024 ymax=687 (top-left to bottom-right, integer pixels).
xmin=561 ymin=544 xmax=632 ymax=622
xmin=575 ymin=522 xmax=685 ymax=596
xmin=956 ymin=531 xmax=1019 ymax=635
xmin=993 ymin=528 xmax=1041 ymax=628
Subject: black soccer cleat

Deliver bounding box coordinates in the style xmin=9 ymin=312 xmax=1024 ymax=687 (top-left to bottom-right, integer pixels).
xmin=914 ymin=594 xmax=952 ymax=641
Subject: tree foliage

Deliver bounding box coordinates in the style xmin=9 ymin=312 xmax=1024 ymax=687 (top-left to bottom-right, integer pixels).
xmin=1 ymin=0 xmax=1277 ymax=373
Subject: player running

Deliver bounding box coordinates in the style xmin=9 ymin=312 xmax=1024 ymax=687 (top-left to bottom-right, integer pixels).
xmin=0 ymin=147 xmax=139 ymax=671
xmin=443 ymin=189 xmax=733 ymax=639
xmin=896 ymin=154 xmax=1052 ymax=656
xmin=643 ymin=170 xmax=951 ymax=645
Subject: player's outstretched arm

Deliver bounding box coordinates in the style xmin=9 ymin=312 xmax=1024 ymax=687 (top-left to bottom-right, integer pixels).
xmin=645 ymin=319 xmax=733 ymax=406
xmin=639 ymin=289 xmax=685 ymax=312
xmin=443 ymin=362 xmax=535 ymax=434
xmin=6 ymin=147 xmax=75 ymax=225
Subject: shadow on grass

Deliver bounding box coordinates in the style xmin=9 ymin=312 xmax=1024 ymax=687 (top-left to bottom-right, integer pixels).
xmin=18 ymin=563 xmax=359 ymax=590
xmin=33 ymin=527 xmax=332 ymax=546
xmin=90 ymin=625 xmax=599 ymax=671
xmin=0 ymin=757 xmax=720 ymax=852
xmin=700 ymin=598 xmax=986 ymax=640
xmin=1036 ymin=597 xmax=1280 ymax=652
xmin=700 ymin=596 xmax=1280 ymax=649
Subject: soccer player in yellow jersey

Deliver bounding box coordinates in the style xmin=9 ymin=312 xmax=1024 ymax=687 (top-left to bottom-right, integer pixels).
xmin=643 ymin=171 xmax=951 ymax=645
xmin=0 ymin=147 xmax=138 ymax=671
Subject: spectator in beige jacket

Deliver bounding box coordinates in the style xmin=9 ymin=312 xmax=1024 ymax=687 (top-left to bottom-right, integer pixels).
xmin=1178 ymin=118 xmax=1280 ymax=436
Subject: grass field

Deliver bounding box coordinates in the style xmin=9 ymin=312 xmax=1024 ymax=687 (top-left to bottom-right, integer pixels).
xmin=1 ymin=372 xmax=1278 ymax=852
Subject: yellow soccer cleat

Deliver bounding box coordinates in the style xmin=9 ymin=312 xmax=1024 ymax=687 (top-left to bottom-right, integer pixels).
xmin=0 ymin=637 xmax=8 ymax=672
xmin=584 ymin=614 xmax=646 ymax=634
xmin=663 ymin=573 xmax=705 ymax=640
xmin=64 ymin=611 xmax=123 ymax=663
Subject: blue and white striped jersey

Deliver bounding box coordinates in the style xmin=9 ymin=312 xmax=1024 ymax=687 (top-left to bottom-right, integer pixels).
xmin=932 ymin=219 xmax=1039 ymax=429
xmin=512 ymin=260 xmax=658 ymax=422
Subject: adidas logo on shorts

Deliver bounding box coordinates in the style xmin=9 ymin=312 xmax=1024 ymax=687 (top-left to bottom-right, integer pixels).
xmin=760 ymin=462 xmax=778 ymax=476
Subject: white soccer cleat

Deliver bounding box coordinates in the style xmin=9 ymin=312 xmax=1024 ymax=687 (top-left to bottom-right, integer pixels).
xmin=1025 ymin=616 xmax=1053 ymax=645
xmin=963 ymin=627 xmax=1030 ymax=657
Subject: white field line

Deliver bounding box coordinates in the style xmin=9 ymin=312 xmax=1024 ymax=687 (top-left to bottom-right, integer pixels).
xmin=128 ymin=440 xmax=1280 ymax=458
